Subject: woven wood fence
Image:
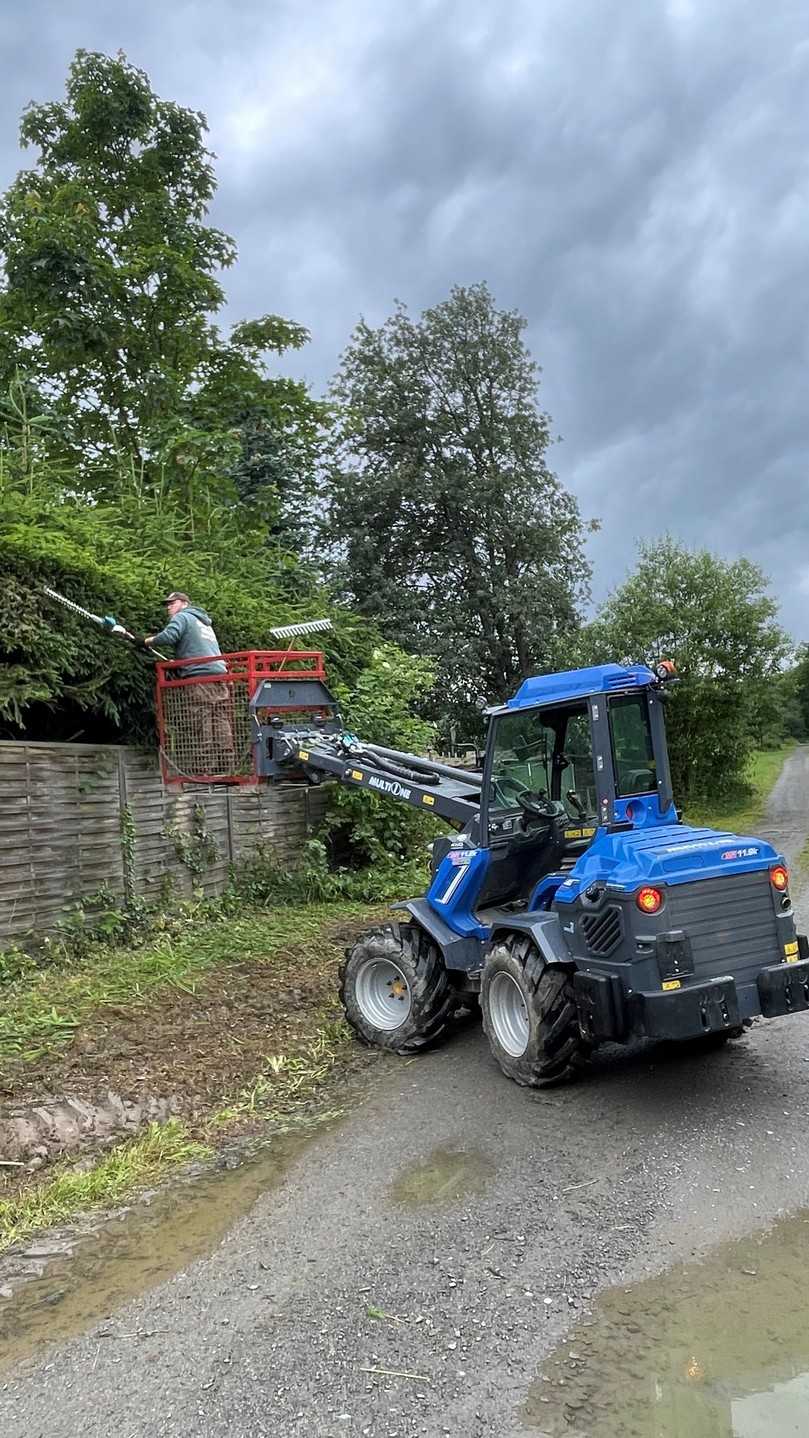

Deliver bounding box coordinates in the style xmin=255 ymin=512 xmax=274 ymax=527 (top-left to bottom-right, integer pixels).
xmin=0 ymin=741 xmax=327 ymax=945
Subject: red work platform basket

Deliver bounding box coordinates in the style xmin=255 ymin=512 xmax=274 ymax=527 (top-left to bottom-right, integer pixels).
xmin=155 ymin=649 xmax=326 ymax=786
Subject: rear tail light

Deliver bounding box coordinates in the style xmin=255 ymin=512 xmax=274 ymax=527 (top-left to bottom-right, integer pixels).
xmin=770 ymin=866 xmax=789 ymax=892
xmin=636 ymin=886 xmax=663 ymax=914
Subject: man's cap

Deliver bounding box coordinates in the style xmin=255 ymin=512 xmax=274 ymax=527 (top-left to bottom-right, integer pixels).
xmin=162 ymin=591 xmax=190 ymax=604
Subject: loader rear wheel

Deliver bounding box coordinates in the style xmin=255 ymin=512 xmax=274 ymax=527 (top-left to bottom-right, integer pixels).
xmin=481 ymin=934 xmax=591 ymax=1087
xmin=340 ymin=923 xmax=460 ymax=1054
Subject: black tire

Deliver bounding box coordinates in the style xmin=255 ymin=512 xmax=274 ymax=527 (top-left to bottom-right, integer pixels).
xmin=480 ymin=934 xmax=591 ymax=1087
xmin=339 ymin=922 xmax=460 ymax=1054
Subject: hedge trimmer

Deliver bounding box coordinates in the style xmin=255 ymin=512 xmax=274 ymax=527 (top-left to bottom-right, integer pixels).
xmin=42 ymin=586 xmax=168 ymax=659
xmin=43 ymin=587 xmax=335 ymax=657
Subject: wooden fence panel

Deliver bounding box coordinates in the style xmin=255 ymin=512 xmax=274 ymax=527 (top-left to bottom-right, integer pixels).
xmin=0 ymin=741 xmax=323 ymax=944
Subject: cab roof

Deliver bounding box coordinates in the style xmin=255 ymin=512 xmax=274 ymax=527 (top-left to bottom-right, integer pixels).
xmin=495 ymin=663 xmax=657 ymax=714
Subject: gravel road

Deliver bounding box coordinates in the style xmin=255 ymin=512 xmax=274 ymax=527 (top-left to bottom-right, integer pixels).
xmin=3 ymin=749 xmax=809 ymax=1438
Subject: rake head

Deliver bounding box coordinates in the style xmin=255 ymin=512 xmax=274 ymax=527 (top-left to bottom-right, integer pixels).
xmin=270 ymin=617 xmax=333 ymax=640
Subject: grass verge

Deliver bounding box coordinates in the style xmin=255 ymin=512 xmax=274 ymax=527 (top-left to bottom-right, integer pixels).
xmin=0 ymin=1015 xmax=361 ymax=1257
xmin=0 ymin=1119 xmax=210 ymax=1256
xmin=683 ymin=744 xmax=794 ymax=835
xmin=0 ymin=900 xmax=375 ymax=1067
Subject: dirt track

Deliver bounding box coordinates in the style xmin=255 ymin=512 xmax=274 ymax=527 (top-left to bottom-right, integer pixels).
xmin=2 ymin=749 xmax=809 ymax=1437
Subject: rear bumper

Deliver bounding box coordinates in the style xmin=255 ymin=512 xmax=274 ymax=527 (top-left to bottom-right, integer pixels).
xmin=574 ymin=956 xmax=809 ymax=1043
xmin=630 ymin=976 xmax=740 ymax=1040
xmin=757 ymin=957 xmax=809 ymax=1018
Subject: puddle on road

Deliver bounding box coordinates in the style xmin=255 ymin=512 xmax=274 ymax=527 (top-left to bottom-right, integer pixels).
xmin=389 ymin=1145 xmax=494 ymax=1206
xmin=0 ymin=1129 xmax=319 ymax=1371
xmin=524 ymin=1209 xmax=809 ymax=1437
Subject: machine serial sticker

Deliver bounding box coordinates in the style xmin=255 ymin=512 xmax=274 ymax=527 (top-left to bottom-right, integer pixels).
xmin=350 ymin=769 xmax=364 ymax=780
xmin=662 ymin=979 xmax=682 ymax=991
xmin=785 ymin=940 xmax=799 ymax=956
xmin=422 ymin=794 xmax=435 ymax=806
xmin=299 ymin=749 xmax=309 ymax=761
xmin=565 ymin=828 xmax=583 ymax=839
xmin=786 ymin=954 xmax=799 ymax=963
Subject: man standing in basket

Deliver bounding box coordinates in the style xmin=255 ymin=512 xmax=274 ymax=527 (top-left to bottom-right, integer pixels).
xmin=146 ymin=592 xmax=235 ymax=775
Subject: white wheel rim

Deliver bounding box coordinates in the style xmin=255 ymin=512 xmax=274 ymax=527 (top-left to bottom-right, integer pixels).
xmin=354 ymin=957 xmax=412 ymax=1030
xmin=488 ymin=971 xmax=530 ymax=1056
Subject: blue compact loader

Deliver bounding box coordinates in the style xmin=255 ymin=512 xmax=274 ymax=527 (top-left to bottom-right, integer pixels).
xmin=260 ymin=659 xmax=807 ymax=1085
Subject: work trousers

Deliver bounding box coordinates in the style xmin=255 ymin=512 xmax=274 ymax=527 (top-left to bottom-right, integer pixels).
xmin=188 ymin=683 xmax=235 ymax=775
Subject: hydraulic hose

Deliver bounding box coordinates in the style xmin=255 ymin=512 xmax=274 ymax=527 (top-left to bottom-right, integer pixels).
xmin=356 ymin=746 xmax=442 ymax=786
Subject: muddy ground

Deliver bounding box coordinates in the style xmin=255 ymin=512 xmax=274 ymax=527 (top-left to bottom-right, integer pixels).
xmin=2 ymin=749 xmax=809 ymax=1436
xmin=0 ymin=914 xmax=379 ymax=1174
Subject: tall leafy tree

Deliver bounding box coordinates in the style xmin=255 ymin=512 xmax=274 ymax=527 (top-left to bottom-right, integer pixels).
xmin=585 ymin=538 xmax=789 ymax=801
xmin=0 ymin=49 xmax=324 ymax=523
xmin=779 ymin=644 xmax=809 ymax=741
xmin=319 ymin=283 xmax=592 ymax=737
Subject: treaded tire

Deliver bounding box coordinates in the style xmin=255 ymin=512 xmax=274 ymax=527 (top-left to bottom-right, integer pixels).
xmin=481 ymin=933 xmax=591 ymax=1088
xmin=339 ymin=922 xmax=460 ymax=1054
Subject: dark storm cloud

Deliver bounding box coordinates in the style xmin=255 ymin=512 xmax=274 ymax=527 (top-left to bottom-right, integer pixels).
xmin=2 ymin=1 xmax=808 ymax=635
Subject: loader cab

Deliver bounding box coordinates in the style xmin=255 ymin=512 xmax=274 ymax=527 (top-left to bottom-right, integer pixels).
xmin=475 ymin=665 xmax=676 ymax=908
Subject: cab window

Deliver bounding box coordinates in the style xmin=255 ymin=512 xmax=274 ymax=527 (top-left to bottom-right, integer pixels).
xmin=562 ymin=711 xmax=598 ymax=818
xmin=488 ymin=703 xmax=596 ymax=822
xmin=609 ymin=694 xmax=656 ymax=796
xmin=488 ymin=708 xmax=553 ymax=814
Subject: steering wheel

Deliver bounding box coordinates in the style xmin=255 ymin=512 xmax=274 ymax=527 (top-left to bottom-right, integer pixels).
xmin=518 ymin=791 xmax=561 ymax=825
xmin=490 ymin=774 xmax=535 ymax=807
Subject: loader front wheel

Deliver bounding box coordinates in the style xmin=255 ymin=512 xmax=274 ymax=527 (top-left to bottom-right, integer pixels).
xmin=481 ymin=934 xmax=590 ymax=1087
xmin=340 ymin=923 xmax=459 ymax=1054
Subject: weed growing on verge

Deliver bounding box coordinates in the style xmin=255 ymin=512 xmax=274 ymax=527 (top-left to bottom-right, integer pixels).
xmin=0 ymin=1120 xmax=210 ymax=1255
xmin=212 ymin=1018 xmax=354 ymax=1126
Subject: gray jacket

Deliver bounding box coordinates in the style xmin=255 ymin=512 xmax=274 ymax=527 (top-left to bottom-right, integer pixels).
xmin=151 ymin=605 xmax=227 ymax=676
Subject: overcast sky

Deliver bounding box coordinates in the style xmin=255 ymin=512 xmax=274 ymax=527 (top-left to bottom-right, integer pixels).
xmin=2 ymin=1 xmax=808 ymax=637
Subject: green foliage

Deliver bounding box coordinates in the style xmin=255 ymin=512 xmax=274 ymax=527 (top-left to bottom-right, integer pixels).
xmin=0 ymin=943 xmax=37 ymax=984
xmin=164 ymin=804 xmax=218 ymax=877
xmin=321 ymin=644 xmax=444 ymax=873
xmin=0 ymin=50 xmax=327 ymax=524
xmin=0 ymin=381 xmax=371 ymax=740
xmin=0 ymin=47 xmax=369 ymax=742
xmin=585 ymin=538 xmax=790 ymax=801
xmin=319 ymin=283 xmax=593 ymax=739
xmin=234 ymin=838 xmax=424 ymax=906
xmin=780 ymin=645 xmax=809 ymax=741
xmin=1 ymin=51 xmax=230 ymax=452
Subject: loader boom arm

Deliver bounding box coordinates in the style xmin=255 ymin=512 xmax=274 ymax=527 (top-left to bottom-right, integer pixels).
xmin=297 ymin=741 xmax=480 ymax=823
xmin=264 ymin=721 xmax=482 ymax=825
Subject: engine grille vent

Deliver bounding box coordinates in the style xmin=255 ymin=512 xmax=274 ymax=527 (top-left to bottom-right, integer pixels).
xmin=667 ymin=870 xmax=780 ymax=982
xmin=580 ymin=905 xmax=623 ymax=956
